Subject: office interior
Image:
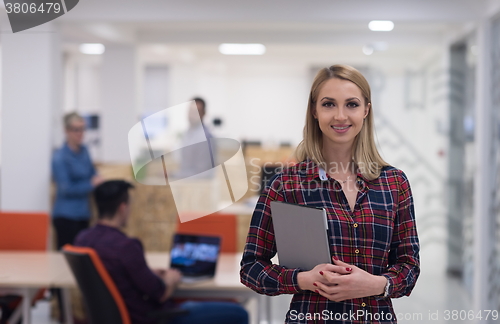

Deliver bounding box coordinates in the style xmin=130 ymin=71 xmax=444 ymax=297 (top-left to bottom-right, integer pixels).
xmin=0 ymin=0 xmax=500 ymax=323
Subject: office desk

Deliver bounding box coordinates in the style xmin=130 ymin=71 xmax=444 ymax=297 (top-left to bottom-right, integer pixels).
xmin=0 ymin=251 xmax=271 ymax=324
xmin=147 ymin=252 xmax=271 ymax=323
xmin=0 ymin=252 xmax=74 ymax=324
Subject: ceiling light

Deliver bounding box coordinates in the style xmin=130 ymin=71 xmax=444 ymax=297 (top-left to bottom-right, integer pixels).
xmin=368 ymin=21 xmax=394 ymax=32
xmin=79 ymin=43 xmax=105 ymax=55
xmin=219 ymin=43 xmax=266 ymax=55
xmin=362 ymin=45 xmax=374 ymax=56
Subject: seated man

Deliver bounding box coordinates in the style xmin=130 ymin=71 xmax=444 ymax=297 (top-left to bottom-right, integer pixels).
xmin=75 ymin=180 xmax=248 ymax=324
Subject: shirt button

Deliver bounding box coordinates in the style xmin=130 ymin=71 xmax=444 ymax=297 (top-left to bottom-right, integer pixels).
xmin=353 ymin=223 xmax=358 ymax=228
xmin=361 ymin=302 xmax=366 ymax=307
xmin=355 ymin=249 xmax=360 ymax=254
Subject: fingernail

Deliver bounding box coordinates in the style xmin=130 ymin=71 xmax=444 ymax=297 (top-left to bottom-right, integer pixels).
xmin=346 ymin=267 xmax=352 ymax=272
xmin=319 ymin=271 xmax=324 ymax=275
xmin=315 ymin=289 xmax=319 ymax=293
xmin=313 ymin=283 xmax=317 ymax=287
xmin=333 ymin=256 xmax=339 ymax=261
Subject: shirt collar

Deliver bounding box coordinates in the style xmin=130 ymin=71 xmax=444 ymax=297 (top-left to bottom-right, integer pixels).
xmin=95 ymin=223 xmax=126 ymax=234
xmin=63 ymin=142 xmax=83 ymax=156
xmin=318 ymin=166 xmax=328 ymax=181
xmin=304 ymin=158 xmax=369 ymax=190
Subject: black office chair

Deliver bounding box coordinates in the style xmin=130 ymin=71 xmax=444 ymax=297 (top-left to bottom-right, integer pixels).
xmin=62 ymin=244 xmax=188 ymax=324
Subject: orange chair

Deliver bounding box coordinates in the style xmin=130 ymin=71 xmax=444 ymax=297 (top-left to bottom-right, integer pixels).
xmin=63 ymin=245 xmax=187 ymax=324
xmin=0 ymin=212 xmax=49 ymax=324
xmin=176 ymin=213 xmax=237 ymax=253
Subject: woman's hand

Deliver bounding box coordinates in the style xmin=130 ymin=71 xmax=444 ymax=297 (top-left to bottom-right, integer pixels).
xmin=297 ymin=262 xmax=351 ymax=292
xmin=314 ymin=257 xmax=387 ymax=302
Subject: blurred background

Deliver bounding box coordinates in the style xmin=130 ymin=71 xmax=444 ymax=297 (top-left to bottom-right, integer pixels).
xmin=0 ymin=0 xmax=499 ymax=323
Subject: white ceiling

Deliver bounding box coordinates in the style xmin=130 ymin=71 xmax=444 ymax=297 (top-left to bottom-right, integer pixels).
xmin=56 ymin=0 xmax=492 ymax=46
xmin=60 ymin=0 xmax=487 ymax=22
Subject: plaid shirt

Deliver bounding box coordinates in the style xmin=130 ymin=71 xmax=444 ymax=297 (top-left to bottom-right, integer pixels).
xmin=240 ymin=159 xmax=420 ymax=323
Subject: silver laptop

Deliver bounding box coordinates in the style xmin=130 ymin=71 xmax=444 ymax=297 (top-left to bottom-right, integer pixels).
xmin=270 ymin=201 xmax=332 ymax=270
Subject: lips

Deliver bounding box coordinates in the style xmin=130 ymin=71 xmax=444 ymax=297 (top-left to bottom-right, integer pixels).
xmin=331 ymin=125 xmax=351 ymax=133
xmin=332 ymin=125 xmax=351 ymax=130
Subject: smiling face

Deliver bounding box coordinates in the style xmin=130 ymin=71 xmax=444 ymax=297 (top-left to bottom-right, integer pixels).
xmin=312 ymin=78 xmax=370 ymax=150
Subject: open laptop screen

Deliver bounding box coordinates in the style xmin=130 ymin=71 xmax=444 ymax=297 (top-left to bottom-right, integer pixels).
xmin=170 ymin=234 xmax=221 ymax=278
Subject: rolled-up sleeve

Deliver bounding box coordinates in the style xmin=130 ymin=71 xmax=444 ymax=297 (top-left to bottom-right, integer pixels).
xmin=381 ymin=171 xmax=420 ymax=298
xmin=240 ymin=174 xmax=303 ymax=296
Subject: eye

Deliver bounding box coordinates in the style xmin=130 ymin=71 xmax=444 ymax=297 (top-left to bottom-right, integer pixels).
xmin=322 ymin=101 xmax=335 ymax=107
xmin=346 ymin=101 xmax=359 ymax=108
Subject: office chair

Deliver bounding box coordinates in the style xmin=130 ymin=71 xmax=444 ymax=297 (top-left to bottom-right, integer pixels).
xmin=62 ymin=245 xmax=188 ymax=324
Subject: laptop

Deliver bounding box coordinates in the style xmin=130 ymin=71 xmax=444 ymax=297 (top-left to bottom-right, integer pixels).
xmin=270 ymin=201 xmax=332 ymax=271
xmin=170 ymin=233 xmax=221 ymax=283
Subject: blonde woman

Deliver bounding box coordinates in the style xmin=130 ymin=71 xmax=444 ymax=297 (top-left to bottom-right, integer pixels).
xmin=240 ymin=65 xmax=420 ymax=323
xmin=52 ymin=112 xmax=103 ymax=249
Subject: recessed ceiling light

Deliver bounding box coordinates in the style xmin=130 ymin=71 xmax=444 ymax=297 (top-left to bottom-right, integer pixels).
xmin=79 ymin=43 xmax=105 ymax=55
xmin=362 ymin=45 xmax=374 ymax=56
xmin=368 ymin=21 xmax=394 ymax=32
xmin=219 ymin=43 xmax=266 ymax=55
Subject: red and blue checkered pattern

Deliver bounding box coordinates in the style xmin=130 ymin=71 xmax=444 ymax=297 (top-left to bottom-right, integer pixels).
xmin=240 ymin=159 xmax=420 ymax=323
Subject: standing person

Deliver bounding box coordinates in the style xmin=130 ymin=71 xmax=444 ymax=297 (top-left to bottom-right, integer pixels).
xmin=192 ymin=97 xmax=212 ymax=139
xmin=52 ymin=112 xmax=103 ymax=249
xmin=75 ymin=180 xmax=249 ymax=324
xmin=240 ymin=65 xmax=420 ymax=323
xmin=176 ymin=97 xmax=216 ymax=179
xmin=52 ymin=112 xmax=103 ymax=322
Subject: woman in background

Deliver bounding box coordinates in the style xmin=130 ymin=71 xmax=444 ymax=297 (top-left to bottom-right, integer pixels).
xmin=240 ymin=65 xmax=420 ymax=323
xmin=52 ymin=112 xmax=103 ymax=322
xmin=52 ymin=112 xmax=103 ymax=249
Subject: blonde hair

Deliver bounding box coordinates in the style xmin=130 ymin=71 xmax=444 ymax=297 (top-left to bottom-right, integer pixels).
xmin=295 ymin=64 xmax=388 ymax=180
xmin=63 ymin=112 xmax=84 ymax=130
